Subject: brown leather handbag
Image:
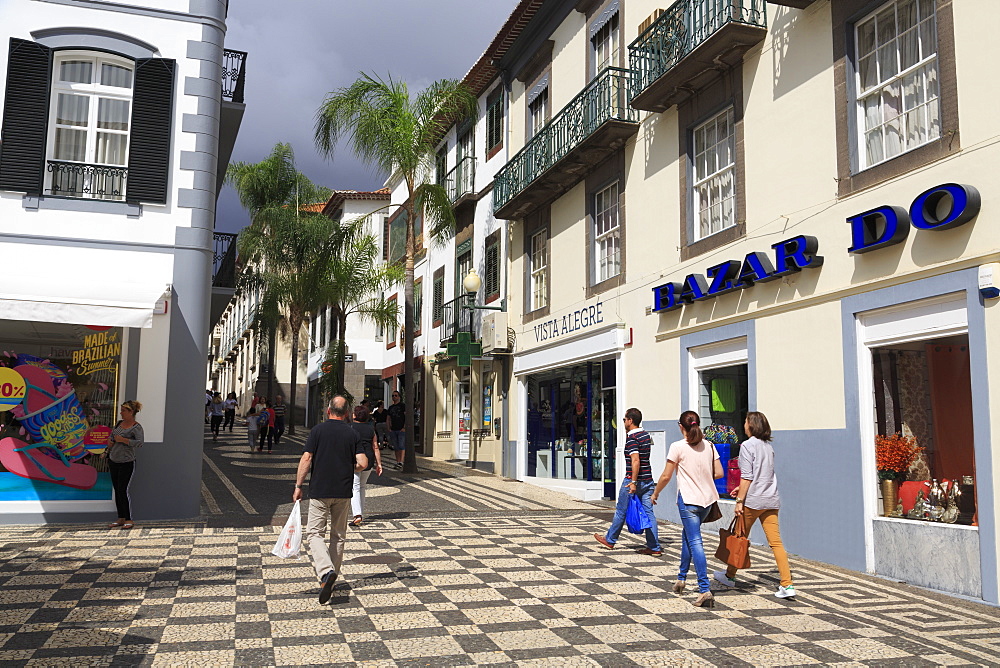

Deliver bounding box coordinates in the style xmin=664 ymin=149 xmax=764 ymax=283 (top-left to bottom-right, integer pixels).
xmin=715 ymin=514 xmax=751 ymax=569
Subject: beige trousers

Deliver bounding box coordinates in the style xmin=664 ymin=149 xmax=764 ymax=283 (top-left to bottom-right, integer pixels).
xmin=725 ymin=507 xmax=794 ymax=588
xmin=305 ymin=497 xmax=351 ymax=581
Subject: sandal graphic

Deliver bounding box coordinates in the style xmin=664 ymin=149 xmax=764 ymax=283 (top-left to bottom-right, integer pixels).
xmin=0 ymin=437 xmax=98 ymax=489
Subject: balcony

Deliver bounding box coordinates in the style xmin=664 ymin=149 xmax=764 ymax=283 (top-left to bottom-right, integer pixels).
xmin=445 ymin=155 xmax=476 ymax=211
xmin=46 ymin=161 xmax=126 ymax=200
xmin=439 ymin=294 xmax=482 ymax=346
xmin=493 ymin=67 xmax=638 ymax=220
xmin=220 ymin=306 xmax=256 ymax=359
xmin=218 ymin=49 xmax=247 ymax=198
xmin=766 ymin=0 xmax=815 ymax=7
xmin=629 ymin=0 xmax=767 ymax=113
xmin=212 ymin=232 xmax=238 ymax=288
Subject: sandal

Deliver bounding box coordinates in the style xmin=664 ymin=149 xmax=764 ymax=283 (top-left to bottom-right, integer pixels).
xmin=349 ymin=516 xmax=363 ymax=527
xmin=122 ymin=522 xmax=135 ymax=529
xmin=109 ymin=520 xmax=124 ymax=528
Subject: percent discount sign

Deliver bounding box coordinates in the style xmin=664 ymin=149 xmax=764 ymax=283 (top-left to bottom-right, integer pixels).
xmin=0 ymin=367 xmax=27 ymax=411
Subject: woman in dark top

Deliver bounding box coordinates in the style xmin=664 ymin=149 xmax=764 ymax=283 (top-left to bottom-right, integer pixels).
xmin=372 ymin=400 xmax=389 ymax=449
xmin=107 ymin=400 xmax=144 ymax=529
xmin=349 ymin=404 xmax=382 ymax=526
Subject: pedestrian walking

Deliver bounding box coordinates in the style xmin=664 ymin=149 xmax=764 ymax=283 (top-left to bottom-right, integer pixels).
xmin=386 ymin=391 xmax=406 ymax=469
xmin=651 ymin=410 xmax=724 ymax=608
xmin=205 ymin=389 xmax=212 ymax=423
xmin=209 ymin=392 xmax=225 ymax=441
xmin=594 ymin=407 xmax=661 ymax=556
xmin=372 ymin=400 xmax=388 ymax=449
xmin=273 ymin=395 xmax=286 ymax=444
xmin=246 ymin=407 xmax=260 ymax=452
xmin=714 ymin=411 xmax=797 ymax=599
xmin=107 ymin=400 xmax=144 ymax=530
xmin=223 ymin=392 xmax=238 ymax=432
xmin=293 ymin=395 xmax=368 ymax=604
xmin=258 ymin=400 xmax=275 ymax=452
xmin=349 ymin=404 xmax=383 ymax=527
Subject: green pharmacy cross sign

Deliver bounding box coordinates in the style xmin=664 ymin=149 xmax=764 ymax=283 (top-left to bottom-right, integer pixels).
xmin=446 ymin=331 xmax=482 ymax=367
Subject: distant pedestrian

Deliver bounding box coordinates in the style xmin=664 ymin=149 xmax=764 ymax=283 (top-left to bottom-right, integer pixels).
xmin=714 ymin=412 xmax=796 ymax=599
xmin=349 ymin=404 xmax=382 ymax=527
xmin=651 ymin=410 xmax=723 ymax=608
xmin=223 ymin=392 xmax=238 ymax=432
xmin=209 ymin=392 xmax=225 ymax=441
xmin=386 ymin=391 xmax=406 ymax=469
xmin=372 ymin=400 xmax=388 ymax=448
xmin=205 ymin=389 xmax=212 ymax=423
xmin=246 ymin=407 xmax=260 ymax=452
xmin=273 ymin=395 xmax=286 ymax=444
xmin=594 ymin=407 xmax=661 ymax=556
xmin=258 ymin=400 xmax=275 ymax=452
xmin=293 ymin=396 xmax=368 ymax=604
xmin=107 ymin=400 xmax=144 ymax=530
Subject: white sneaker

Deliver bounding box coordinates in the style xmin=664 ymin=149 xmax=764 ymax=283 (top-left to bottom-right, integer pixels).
xmin=775 ymin=585 xmax=797 ymax=599
xmin=713 ymin=571 xmax=736 ymax=587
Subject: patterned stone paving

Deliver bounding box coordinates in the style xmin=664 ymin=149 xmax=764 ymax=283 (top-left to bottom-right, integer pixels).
xmin=0 ymin=511 xmax=998 ymax=666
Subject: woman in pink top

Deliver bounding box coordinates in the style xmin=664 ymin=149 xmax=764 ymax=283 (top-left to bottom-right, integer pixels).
xmin=652 ymin=410 xmax=724 ymax=608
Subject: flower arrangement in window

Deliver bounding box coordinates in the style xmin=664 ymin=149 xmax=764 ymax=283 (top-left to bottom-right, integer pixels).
xmin=875 ymin=433 xmax=922 ymax=481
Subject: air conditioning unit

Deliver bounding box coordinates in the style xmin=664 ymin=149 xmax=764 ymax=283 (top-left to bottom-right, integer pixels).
xmin=481 ymin=312 xmax=508 ymax=353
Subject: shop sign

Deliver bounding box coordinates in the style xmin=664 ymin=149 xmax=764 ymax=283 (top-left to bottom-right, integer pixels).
xmin=533 ymin=302 xmax=604 ymax=342
xmin=652 ymin=236 xmax=823 ymax=312
xmin=847 ymin=183 xmax=980 ymax=254
xmin=72 ymin=330 xmax=122 ymax=376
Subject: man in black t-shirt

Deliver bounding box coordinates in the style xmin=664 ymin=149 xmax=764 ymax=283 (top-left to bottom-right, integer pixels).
xmin=293 ymin=395 xmax=367 ymax=603
xmin=386 ymin=391 xmax=406 ymax=469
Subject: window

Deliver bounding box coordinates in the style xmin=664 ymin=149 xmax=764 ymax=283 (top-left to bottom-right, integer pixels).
xmin=591 ymin=10 xmax=620 ymax=78
xmin=439 ymin=373 xmax=453 ymax=433
xmin=593 ymin=182 xmax=620 ymax=283
xmin=413 ymin=278 xmax=423 ymax=335
xmin=432 ymin=267 xmax=445 ymax=327
xmin=529 ymin=229 xmax=548 ymax=311
xmin=387 ymin=210 xmax=407 ymax=263
xmin=855 ymin=0 xmax=939 ymax=170
xmin=310 ymin=314 xmax=316 ymax=352
xmin=435 ymin=146 xmax=447 ymax=186
xmin=485 ymin=88 xmax=504 ymax=158
xmin=485 ymin=232 xmax=500 ymax=303
xmin=528 ymin=87 xmax=548 ymax=138
xmin=456 ymin=248 xmax=472 ymax=298
xmin=692 ymin=108 xmax=736 ymax=241
xmin=387 ymin=294 xmax=398 ymax=349
xmin=318 ymin=307 xmax=327 ymax=348
xmin=46 ymin=53 xmax=133 ymax=200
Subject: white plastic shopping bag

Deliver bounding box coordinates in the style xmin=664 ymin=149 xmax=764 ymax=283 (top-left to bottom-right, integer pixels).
xmin=271 ymin=500 xmax=302 ymax=558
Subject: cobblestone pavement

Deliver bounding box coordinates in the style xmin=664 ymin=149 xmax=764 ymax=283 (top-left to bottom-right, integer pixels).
xmin=0 ymin=428 xmax=997 ymax=666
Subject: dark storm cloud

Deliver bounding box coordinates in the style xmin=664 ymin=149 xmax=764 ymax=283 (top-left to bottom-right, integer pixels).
xmin=217 ymin=0 xmax=518 ymax=232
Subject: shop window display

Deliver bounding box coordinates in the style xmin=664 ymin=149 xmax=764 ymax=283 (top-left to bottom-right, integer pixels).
xmin=525 ymin=360 xmax=616 ymax=493
xmin=0 ymin=320 xmax=122 ymax=501
xmin=698 ymin=364 xmax=749 ymax=495
xmin=871 ymin=335 xmax=976 ymax=524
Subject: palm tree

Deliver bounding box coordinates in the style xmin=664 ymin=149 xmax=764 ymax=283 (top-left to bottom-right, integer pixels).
xmin=319 ymin=216 xmax=404 ymax=400
xmin=227 ymin=143 xmax=332 ymax=435
xmin=315 ymin=73 xmax=477 ymax=473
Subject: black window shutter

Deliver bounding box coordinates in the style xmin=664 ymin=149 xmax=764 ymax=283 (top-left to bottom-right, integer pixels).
xmin=126 ymin=58 xmax=175 ymax=204
xmin=486 ymin=241 xmax=499 ymax=297
xmin=0 ymin=38 xmax=52 ymax=196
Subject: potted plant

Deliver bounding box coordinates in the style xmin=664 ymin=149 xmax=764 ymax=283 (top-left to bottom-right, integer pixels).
xmin=875 ymin=433 xmax=922 ymax=516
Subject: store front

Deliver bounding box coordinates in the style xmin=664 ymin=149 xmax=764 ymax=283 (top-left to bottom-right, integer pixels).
xmin=0 ymin=320 xmax=126 ymax=514
xmin=514 ymin=322 xmax=628 ymax=501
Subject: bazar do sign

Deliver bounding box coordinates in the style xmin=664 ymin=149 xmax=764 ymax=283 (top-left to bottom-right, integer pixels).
xmin=651 ymin=183 xmax=980 ymax=312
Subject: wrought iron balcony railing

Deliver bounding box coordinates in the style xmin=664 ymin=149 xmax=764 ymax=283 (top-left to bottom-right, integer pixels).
xmin=629 ymin=0 xmax=766 ymax=105
xmin=439 ymin=293 xmax=481 ymax=345
xmin=493 ymin=67 xmax=636 ymax=214
xmin=445 ymin=155 xmax=475 ymax=204
xmin=47 ymin=160 xmax=127 ymax=200
xmin=221 ymin=306 xmax=257 ymax=359
xmin=222 ymin=49 xmax=247 ymax=104
xmin=212 ymin=232 xmax=238 ymax=288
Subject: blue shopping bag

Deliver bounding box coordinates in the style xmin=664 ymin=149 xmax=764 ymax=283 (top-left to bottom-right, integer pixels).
xmin=625 ymin=492 xmax=653 ymax=534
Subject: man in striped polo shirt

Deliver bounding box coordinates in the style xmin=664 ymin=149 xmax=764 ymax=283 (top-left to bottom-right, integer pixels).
xmin=273 ymin=395 xmax=286 ymax=445
xmin=594 ymin=407 xmax=662 ymax=556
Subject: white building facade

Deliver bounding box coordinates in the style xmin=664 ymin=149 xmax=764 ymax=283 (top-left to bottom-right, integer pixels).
xmin=0 ymin=0 xmax=245 ymax=523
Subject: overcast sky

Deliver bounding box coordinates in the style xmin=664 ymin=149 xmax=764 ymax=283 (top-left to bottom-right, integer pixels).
xmin=217 ymin=0 xmax=519 ymax=233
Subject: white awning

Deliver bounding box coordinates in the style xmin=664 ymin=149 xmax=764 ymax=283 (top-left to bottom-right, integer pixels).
xmin=0 ymin=242 xmax=173 ymax=328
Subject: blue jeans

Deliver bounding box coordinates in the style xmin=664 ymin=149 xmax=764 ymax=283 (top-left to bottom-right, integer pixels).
xmin=605 ymin=479 xmax=660 ymax=551
xmin=677 ymin=493 xmax=712 ymax=593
